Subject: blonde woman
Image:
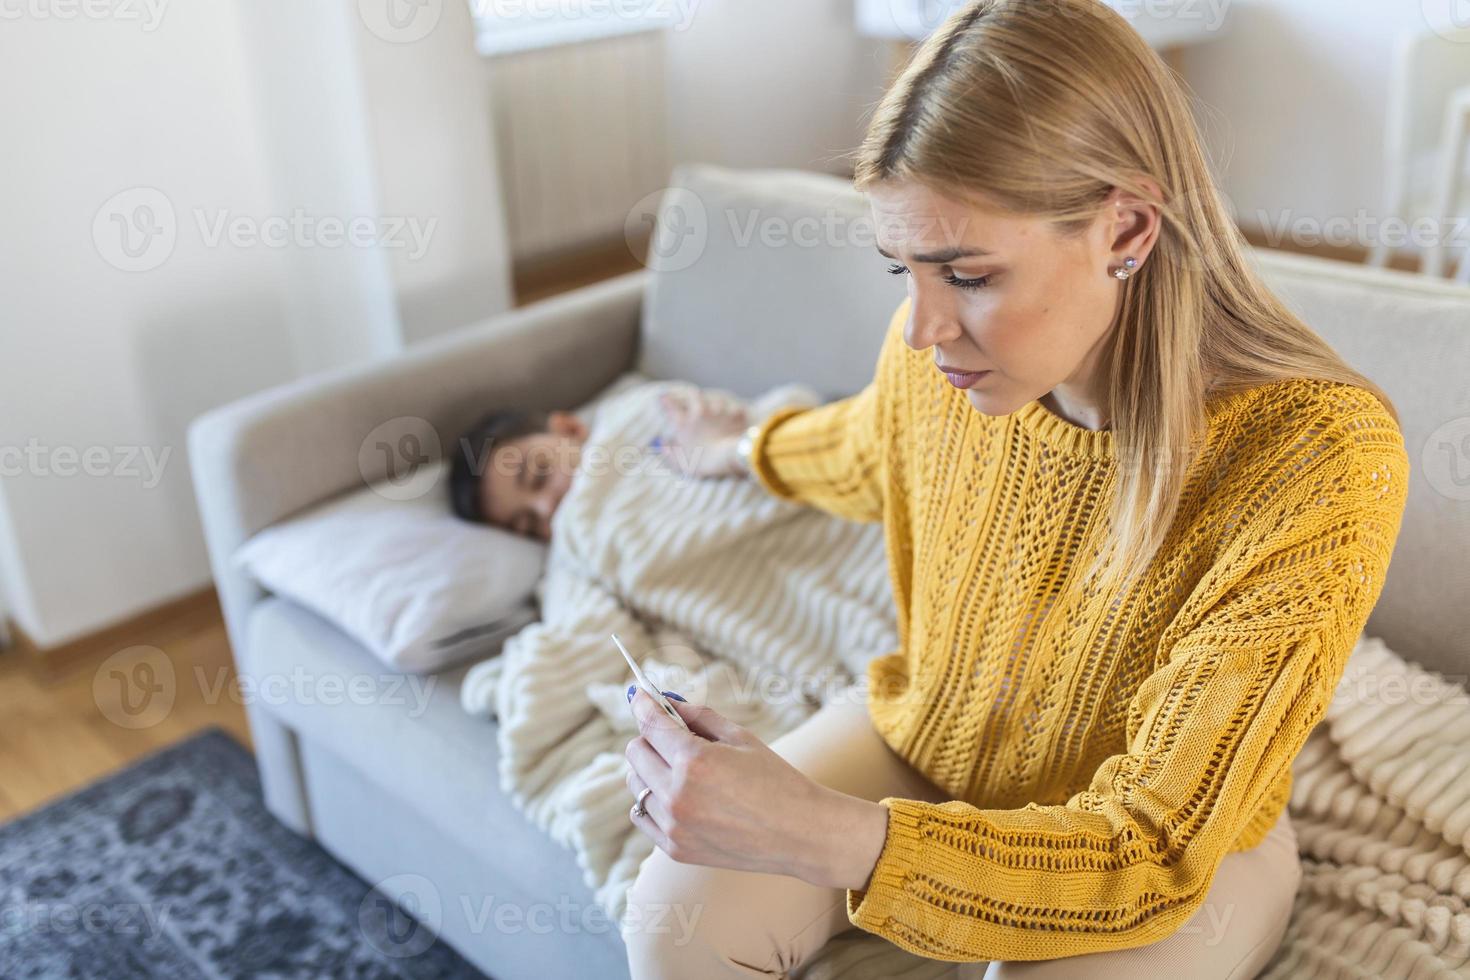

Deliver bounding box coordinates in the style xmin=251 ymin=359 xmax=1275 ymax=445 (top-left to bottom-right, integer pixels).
xmin=620 ymin=1 xmax=1410 ymax=976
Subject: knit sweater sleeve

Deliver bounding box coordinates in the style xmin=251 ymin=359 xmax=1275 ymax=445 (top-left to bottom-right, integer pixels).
xmin=845 ymin=391 xmax=1411 ymax=962
xmin=745 ymin=300 xmax=909 ymax=523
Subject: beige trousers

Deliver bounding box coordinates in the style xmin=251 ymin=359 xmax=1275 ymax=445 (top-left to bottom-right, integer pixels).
xmin=624 ymin=696 xmax=1302 ymax=980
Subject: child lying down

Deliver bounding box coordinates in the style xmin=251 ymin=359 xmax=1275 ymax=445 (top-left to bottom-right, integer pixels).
xmin=450 ymin=376 xmax=899 ymax=917
xmin=447 ymin=378 xmax=796 ymax=542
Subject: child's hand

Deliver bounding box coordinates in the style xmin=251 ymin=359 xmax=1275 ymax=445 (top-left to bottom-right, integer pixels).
xmin=655 ymin=386 xmax=750 ymax=478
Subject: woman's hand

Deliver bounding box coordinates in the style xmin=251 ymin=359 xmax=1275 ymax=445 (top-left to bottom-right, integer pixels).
xmin=623 ymin=688 xmax=891 ymax=891
xmin=654 ymin=386 xmax=749 ymax=479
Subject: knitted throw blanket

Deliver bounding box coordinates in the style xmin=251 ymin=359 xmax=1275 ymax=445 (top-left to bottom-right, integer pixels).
xmin=1260 ymin=635 xmax=1470 ymax=979
xmin=459 ymin=376 xmax=900 ymax=921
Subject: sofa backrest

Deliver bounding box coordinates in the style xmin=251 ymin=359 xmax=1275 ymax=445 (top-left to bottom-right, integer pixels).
xmin=639 ymin=164 xmax=1470 ymax=680
xmin=1246 ymin=250 xmax=1470 ymax=680
xmin=637 ymin=164 xmax=907 ymax=399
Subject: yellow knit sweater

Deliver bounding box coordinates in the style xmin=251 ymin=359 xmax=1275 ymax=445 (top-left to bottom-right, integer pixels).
xmin=747 ymin=298 xmax=1411 ymax=963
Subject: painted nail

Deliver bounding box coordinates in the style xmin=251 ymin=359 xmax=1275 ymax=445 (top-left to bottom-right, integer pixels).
xmin=627 ymin=684 xmax=637 ymax=703
xmin=661 ymin=690 xmax=686 ymax=702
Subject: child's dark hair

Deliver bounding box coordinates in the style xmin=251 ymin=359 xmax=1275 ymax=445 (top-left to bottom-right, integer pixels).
xmin=448 ymin=408 xmax=549 ymax=523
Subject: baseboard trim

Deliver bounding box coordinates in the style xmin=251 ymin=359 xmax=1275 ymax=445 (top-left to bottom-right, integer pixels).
xmin=5 ymin=588 xmax=222 ymax=676
xmin=512 ymin=228 xmax=651 ymax=308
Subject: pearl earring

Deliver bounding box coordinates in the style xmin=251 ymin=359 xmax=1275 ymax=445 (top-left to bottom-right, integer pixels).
xmin=1112 ymin=256 xmax=1138 ymax=280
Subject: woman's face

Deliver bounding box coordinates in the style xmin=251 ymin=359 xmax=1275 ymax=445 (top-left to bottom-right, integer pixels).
xmin=867 ymin=179 xmax=1157 ymax=425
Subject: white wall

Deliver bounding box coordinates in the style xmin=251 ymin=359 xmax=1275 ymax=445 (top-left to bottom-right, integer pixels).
xmin=0 ymin=0 xmax=512 ymax=648
xmin=0 ymin=4 xmax=299 ymax=647
xmin=353 ymin=0 xmax=516 ymax=344
xmin=664 ymin=0 xmax=891 ymax=174
xmin=0 ymin=483 xmax=31 ymax=648
xmin=1182 ymin=0 xmax=1456 ymax=242
xmin=233 ymin=0 xmax=405 ymax=375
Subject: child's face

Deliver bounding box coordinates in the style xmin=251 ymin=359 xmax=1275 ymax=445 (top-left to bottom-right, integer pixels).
xmin=479 ymin=411 xmax=588 ymax=541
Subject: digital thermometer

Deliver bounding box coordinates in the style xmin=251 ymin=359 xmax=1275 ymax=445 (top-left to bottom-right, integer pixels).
xmin=612 ymin=632 xmax=692 ymax=732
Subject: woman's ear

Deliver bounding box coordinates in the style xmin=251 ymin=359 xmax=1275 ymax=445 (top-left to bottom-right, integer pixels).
xmin=1105 ymin=180 xmax=1163 ymax=267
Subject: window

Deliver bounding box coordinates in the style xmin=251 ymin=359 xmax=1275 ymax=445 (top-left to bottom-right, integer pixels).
xmin=469 ymin=0 xmax=677 ymax=57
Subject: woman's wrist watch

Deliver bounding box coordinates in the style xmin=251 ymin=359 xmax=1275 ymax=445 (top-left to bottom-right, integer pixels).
xmin=733 ymin=423 xmax=761 ymax=477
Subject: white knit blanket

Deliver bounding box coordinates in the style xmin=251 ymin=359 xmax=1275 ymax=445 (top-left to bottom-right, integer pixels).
xmin=1262 ymin=635 xmax=1470 ymax=978
xmin=459 ymin=376 xmax=903 ymax=920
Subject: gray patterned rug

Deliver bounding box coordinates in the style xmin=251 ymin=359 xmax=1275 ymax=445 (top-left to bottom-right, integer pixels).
xmin=0 ymin=728 xmax=488 ymax=979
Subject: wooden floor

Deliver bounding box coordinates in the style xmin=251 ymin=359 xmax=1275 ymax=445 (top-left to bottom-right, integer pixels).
xmin=0 ymin=593 xmax=251 ymax=822
xmin=0 ymin=225 xmax=1438 ymax=824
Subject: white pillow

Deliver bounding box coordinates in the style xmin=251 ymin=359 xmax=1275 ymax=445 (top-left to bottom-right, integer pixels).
xmin=232 ymin=371 xmax=653 ymax=673
xmin=233 ymin=460 xmax=546 ymax=673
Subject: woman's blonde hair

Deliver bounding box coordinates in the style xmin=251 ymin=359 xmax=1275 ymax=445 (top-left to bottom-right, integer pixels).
xmin=853 ymin=0 xmax=1397 ymax=592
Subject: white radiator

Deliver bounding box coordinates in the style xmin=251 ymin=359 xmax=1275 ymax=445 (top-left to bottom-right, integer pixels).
xmin=490 ymin=30 xmax=669 ymax=261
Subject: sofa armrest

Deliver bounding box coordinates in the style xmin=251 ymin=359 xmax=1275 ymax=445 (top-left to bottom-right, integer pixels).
xmin=189 ymin=269 xmax=648 ymax=661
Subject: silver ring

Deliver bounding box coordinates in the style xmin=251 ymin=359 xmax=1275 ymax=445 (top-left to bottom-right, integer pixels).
xmin=630 ymin=786 xmax=654 ymax=819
